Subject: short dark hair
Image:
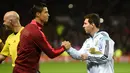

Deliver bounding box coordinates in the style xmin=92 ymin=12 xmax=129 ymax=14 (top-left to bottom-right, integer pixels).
xmin=30 ymin=2 xmax=47 ymax=18
xmin=84 ymin=13 xmax=100 ymax=28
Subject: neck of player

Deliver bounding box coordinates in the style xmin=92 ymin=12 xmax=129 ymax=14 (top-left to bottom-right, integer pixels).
xmin=90 ymin=28 xmax=99 ymax=37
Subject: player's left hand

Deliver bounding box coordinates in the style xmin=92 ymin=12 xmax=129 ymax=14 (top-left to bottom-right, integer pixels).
xmin=61 ymin=41 xmax=71 ymax=50
xmin=81 ymin=54 xmax=88 ymax=60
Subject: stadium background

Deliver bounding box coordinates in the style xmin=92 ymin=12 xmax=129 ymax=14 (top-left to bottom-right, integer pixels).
xmin=0 ymin=0 xmax=130 ymax=73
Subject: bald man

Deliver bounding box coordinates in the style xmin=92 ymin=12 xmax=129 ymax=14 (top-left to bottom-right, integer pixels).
xmin=0 ymin=11 xmax=24 ymax=67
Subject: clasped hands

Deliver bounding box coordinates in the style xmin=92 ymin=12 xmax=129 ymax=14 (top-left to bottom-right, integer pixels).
xmin=61 ymin=40 xmax=88 ymax=60
xmin=61 ymin=41 xmax=71 ymax=50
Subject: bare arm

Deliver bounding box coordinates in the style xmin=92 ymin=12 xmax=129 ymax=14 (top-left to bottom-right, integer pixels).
xmin=0 ymin=40 xmax=4 ymax=52
xmin=0 ymin=54 xmax=6 ymax=63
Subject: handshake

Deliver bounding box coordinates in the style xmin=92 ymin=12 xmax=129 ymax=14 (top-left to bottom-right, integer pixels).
xmin=61 ymin=41 xmax=71 ymax=50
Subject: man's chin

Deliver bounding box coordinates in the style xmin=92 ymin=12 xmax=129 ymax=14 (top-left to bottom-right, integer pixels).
xmin=85 ymin=31 xmax=89 ymax=34
xmin=5 ymin=28 xmax=11 ymax=31
xmin=5 ymin=29 xmax=13 ymax=33
xmin=44 ymin=20 xmax=48 ymax=23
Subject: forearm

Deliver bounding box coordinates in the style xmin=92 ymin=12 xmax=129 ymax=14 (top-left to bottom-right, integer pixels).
xmin=66 ymin=47 xmax=82 ymax=60
xmin=44 ymin=46 xmax=65 ymax=59
xmin=0 ymin=54 xmax=6 ymax=63
xmin=0 ymin=39 xmax=4 ymax=52
xmin=35 ymin=31 xmax=65 ymax=58
xmin=87 ymin=54 xmax=110 ymax=64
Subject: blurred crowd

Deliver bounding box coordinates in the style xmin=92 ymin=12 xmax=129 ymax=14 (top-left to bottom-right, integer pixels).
xmin=0 ymin=16 xmax=130 ymax=56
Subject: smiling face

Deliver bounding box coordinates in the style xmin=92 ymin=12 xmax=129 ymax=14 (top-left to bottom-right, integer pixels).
xmin=3 ymin=13 xmax=13 ymax=30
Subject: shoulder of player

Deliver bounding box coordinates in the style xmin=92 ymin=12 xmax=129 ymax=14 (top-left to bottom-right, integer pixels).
xmin=96 ymin=31 xmax=110 ymax=41
xmin=98 ymin=31 xmax=109 ymax=37
xmin=83 ymin=37 xmax=92 ymax=44
xmin=23 ymin=24 xmax=41 ymax=36
xmin=7 ymin=33 xmax=15 ymax=39
xmin=98 ymin=31 xmax=115 ymax=44
xmin=4 ymin=33 xmax=14 ymax=44
xmin=28 ymin=24 xmax=46 ymax=39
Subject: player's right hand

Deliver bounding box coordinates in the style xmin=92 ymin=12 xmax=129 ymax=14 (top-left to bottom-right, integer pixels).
xmin=61 ymin=41 xmax=71 ymax=50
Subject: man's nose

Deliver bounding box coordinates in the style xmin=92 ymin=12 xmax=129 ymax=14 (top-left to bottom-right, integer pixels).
xmin=83 ymin=24 xmax=85 ymax=27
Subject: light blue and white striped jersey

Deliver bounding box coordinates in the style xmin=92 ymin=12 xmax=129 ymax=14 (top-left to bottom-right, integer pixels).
xmin=66 ymin=31 xmax=115 ymax=73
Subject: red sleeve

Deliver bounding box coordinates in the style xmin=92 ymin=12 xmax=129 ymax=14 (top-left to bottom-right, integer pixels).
xmin=33 ymin=30 xmax=65 ymax=58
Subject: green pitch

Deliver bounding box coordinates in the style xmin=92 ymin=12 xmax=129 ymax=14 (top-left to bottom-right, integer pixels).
xmin=0 ymin=62 xmax=130 ymax=73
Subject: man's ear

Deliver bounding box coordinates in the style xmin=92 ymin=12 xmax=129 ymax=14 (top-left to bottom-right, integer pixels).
xmin=9 ymin=20 xmax=12 ymax=23
xmin=10 ymin=19 xmax=14 ymax=26
xmin=91 ymin=23 xmax=95 ymax=28
xmin=36 ymin=12 xmax=40 ymax=17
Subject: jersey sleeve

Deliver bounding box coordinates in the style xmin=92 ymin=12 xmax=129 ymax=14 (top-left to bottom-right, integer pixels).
xmin=34 ymin=30 xmax=65 ymax=59
xmin=66 ymin=41 xmax=88 ymax=60
xmin=0 ymin=39 xmax=10 ymax=56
